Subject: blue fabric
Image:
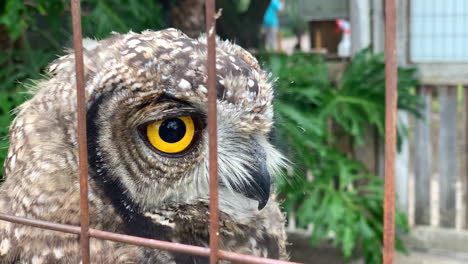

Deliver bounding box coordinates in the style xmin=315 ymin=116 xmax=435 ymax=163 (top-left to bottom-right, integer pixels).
xmin=263 ymin=0 xmax=282 ymax=27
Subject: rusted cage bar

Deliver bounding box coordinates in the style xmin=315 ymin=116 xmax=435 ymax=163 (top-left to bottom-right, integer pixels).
xmin=0 ymin=213 xmax=298 ymax=264
xmin=383 ymin=0 xmax=397 ymax=263
xmin=205 ymin=0 xmax=220 ymax=263
xmin=70 ymin=0 xmax=91 ymax=263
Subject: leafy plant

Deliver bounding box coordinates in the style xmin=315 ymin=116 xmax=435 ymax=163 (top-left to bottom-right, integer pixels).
xmin=257 ymin=50 xmax=419 ymax=263
xmin=1 ymin=0 xmax=164 ymax=41
xmin=0 ymin=50 xmax=39 ymax=180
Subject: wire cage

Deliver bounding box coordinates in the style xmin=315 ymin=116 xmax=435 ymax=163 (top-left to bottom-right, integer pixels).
xmin=0 ymin=0 xmax=398 ymax=263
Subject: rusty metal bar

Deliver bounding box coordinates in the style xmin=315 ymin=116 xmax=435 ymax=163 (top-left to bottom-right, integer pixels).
xmin=0 ymin=213 xmax=301 ymax=264
xmin=218 ymin=251 xmax=300 ymax=264
xmin=0 ymin=213 xmax=82 ymax=235
xmin=89 ymin=230 xmax=301 ymax=264
xmin=383 ymin=0 xmax=397 ymax=262
xmin=205 ymin=0 xmax=220 ymax=264
xmin=70 ymin=0 xmax=90 ymax=263
xmin=89 ymin=229 xmax=211 ymax=257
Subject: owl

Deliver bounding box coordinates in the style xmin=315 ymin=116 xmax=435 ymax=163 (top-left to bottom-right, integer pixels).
xmin=0 ymin=28 xmax=288 ymax=263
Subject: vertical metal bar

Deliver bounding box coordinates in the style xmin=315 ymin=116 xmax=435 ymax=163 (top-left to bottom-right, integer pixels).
xmin=383 ymin=0 xmax=397 ymax=263
xmin=205 ymin=0 xmax=219 ymax=264
xmin=71 ymin=0 xmax=90 ymax=263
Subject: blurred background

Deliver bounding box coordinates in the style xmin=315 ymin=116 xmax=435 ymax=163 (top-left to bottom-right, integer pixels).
xmin=1 ymin=0 xmax=468 ymax=263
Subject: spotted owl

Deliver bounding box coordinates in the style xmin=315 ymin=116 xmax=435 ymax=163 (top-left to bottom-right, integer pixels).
xmin=0 ymin=28 xmax=288 ymax=263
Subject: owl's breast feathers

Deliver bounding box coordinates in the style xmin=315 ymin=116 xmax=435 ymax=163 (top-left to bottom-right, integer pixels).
xmin=143 ymin=201 xmax=288 ymax=260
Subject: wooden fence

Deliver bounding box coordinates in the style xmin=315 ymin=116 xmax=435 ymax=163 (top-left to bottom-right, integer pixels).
xmin=401 ymin=85 xmax=468 ymax=230
xmin=347 ymin=85 xmax=468 ymax=231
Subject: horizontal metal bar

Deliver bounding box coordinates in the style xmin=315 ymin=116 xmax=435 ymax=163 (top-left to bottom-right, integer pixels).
xmin=90 ymin=230 xmax=301 ymax=264
xmin=218 ymin=251 xmax=301 ymax=264
xmin=0 ymin=213 xmax=81 ymax=235
xmin=0 ymin=213 xmax=301 ymax=263
xmin=88 ymin=229 xmax=210 ymax=257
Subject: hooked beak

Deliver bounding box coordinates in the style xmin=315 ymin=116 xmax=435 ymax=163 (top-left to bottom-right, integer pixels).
xmin=233 ymin=149 xmax=271 ymax=210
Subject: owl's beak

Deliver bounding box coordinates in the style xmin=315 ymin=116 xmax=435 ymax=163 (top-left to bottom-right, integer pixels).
xmin=233 ymin=150 xmax=271 ymax=211
xmin=250 ymin=160 xmax=271 ymax=210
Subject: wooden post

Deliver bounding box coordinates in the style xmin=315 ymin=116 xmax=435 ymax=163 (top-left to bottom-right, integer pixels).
xmin=396 ymin=111 xmax=410 ymax=213
xmin=350 ymin=0 xmax=371 ymax=55
xmin=415 ymin=85 xmax=432 ymax=226
xmin=464 ymin=86 xmax=468 ymax=229
xmin=314 ymin=30 xmax=322 ymax=50
xmin=277 ymin=31 xmax=283 ymax=53
xmin=371 ymin=0 xmax=385 ymax=53
xmin=439 ymin=85 xmax=458 ymax=228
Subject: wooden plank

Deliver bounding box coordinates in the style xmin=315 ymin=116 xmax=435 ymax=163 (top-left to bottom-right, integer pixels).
xmin=455 ymin=86 xmax=466 ymax=230
xmin=396 ymin=0 xmax=409 ymax=67
xmin=408 ymin=170 xmax=415 ymax=227
xmin=438 ymin=85 xmax=458 ymax=228
xmin=456 ymin=180 xmax=464 ymax=230
xmin=414 ymin=85 xmax=432 ymax=225
xmin=396 ymin=111 xmax=410 ymax=213
xmin=464 ymin=87 xmax=468 ymax=229
xmin=430 ymin=175 xmax=440 ymax=227
xmin=350 ymin=0 xmax=371 ymax=55
xmin=371 ymin=0 xmax=385 ymax=53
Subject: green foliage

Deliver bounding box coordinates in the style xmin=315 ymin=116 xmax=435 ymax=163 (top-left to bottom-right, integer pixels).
xmin=257 ymin=50 xmax=419 ymax=263
xmin=81 ymin=0 xmax=164 ymax=39
xmin=0 ymin=50 xmax=38 ymax=180
xmin=0 ymin=92 xmax=26 ymax=176
xmin=1 ymin=0 xmax=164 ymax=41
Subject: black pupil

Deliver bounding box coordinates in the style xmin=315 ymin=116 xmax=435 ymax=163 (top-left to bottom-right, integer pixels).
xmin=159 ymin=118 xmax=186 ymax=143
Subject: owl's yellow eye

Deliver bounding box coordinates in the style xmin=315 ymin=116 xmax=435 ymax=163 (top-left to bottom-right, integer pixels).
xmin=146 ymin=116 xmax=197 ymax=154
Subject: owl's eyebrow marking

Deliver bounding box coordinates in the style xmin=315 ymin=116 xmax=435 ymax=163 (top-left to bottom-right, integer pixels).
xmin=152 ymin=94 xmax=206 ymax=126
xmin=155 ymin=94 xmax=204 ymax=119
xmin=156 ymin=93 xmax=191 ymax=106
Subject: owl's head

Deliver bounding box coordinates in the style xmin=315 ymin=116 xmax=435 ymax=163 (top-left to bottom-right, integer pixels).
xmin=49 ymin=29 xmax=286 ymax=218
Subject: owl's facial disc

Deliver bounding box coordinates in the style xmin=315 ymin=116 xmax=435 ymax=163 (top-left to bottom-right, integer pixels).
xmin=79 ymin=29 xmax=285 ymax=220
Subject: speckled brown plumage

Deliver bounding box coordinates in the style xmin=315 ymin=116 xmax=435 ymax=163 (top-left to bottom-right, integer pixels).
xmin=0 ymin=29 xmax=288 ymax=263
